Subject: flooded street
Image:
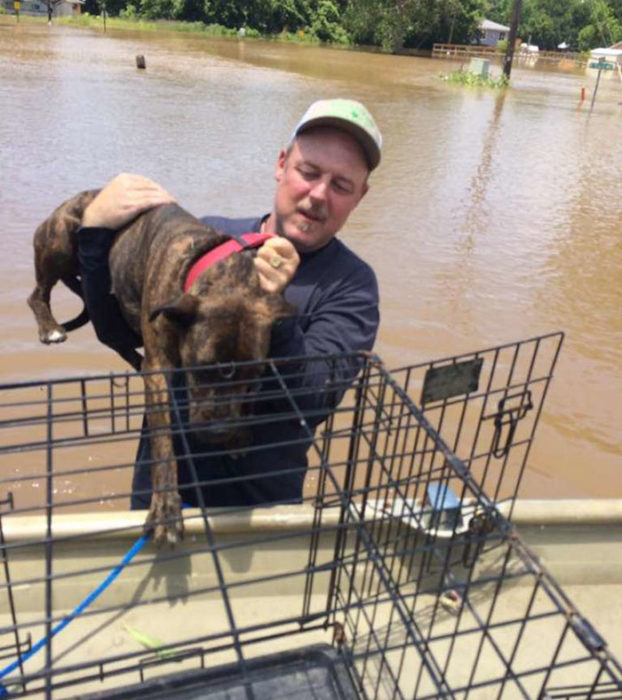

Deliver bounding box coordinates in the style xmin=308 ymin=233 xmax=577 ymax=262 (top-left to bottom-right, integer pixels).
xmin=1 ymin=20 xmax=621 ymax=499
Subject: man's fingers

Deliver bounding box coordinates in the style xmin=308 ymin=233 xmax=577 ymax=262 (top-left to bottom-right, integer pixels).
xmin=82 ymin=173 xmax=176 ymax=229
xmin=254 ymin=257 xmax=285 ymax=295
xmin=256 ymin=238 xmax=299 ymax=269
xmin=254 ymin=238 xmax=299 ymax=295
xmin=261 ymin=236 xmax=299 ymax=262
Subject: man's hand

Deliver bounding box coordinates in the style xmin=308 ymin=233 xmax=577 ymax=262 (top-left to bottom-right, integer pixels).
xmin=255 ymin=237 xmax=300 ymax=295
xmin=82 ymin=173 xmax=176 ymax=229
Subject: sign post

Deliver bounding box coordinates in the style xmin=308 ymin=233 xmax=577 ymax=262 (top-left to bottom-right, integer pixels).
xmin=589 ymin=58 xmax=610 ymax=110
xmin=589 ymin=59 xmax=615 ymax=70
xmin=13 ymin=0 xmax=20 ymax=22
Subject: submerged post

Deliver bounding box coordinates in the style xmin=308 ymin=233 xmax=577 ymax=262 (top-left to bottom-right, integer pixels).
xmin=99 ymin=0 xmax=107 ymax=33
xmin=503 ymin=0 xmax=523 ymax=80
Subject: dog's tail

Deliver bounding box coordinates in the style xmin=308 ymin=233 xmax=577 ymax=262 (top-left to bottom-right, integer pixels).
xmin=60 ymin=275 xmax=90 ymax=332
xmin=62 ymin=307 xmax=89 ymax=332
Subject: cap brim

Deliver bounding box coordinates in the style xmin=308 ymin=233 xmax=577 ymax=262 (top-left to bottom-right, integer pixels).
xmin=296 ymin=116 xmax=381 ymax=171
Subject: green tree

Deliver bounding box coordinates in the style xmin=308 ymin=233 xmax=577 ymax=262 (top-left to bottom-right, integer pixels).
xmin=579 ymin=0 xmax=622 ymax=48
xmin=484 ymin=0 xmax=604 ymax=50
xmin=75 ymin=0 xmax=622 ymax=50
xmin=170 ymin=0 xmax=206 ymax=21
xmin=342 ymin=0 xmax=382 ymax=46
xmin=138 ymin=0 xmax=176 ymax=19
xmin=344 ymin=0 xmax=483 ymax=52
xmin=484 ymin=0 xmax=512 ymax=23
xmin=272 ymin=0 xmax=310 ymax=32
xmin=435 ymin=0 xmax=484 ymax=45
xmin=486 ymin=0 xmax=620 ymax=51
xmin=84 ymin=0 xmax=135 ymax=15
xmin=310 ymin=0 xmax=349 ymax=42
xmin=200 ymin=0 xmax=277 ymax=30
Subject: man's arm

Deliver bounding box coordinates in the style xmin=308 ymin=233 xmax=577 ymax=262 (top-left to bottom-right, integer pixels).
xmin=78 ymin=226 xmax=143 ymax=355
xmin=77 ymin=174 xmax=175 ymax=364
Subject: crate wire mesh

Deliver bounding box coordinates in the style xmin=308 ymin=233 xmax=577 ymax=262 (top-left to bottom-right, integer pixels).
xmin=0 ymin=331 xmax=620 ymax=698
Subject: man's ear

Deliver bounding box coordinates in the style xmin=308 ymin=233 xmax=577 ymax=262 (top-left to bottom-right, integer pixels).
xmin=358 ymin=181 xmax=369 ymax=204
xmin=275 ymin=147 xmax=288 ymax=183
xmin=149 ymin=294 xmax=199 ymax=325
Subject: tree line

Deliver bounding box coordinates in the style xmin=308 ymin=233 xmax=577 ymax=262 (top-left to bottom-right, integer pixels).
xmin=83 ymin=0 xmax=622 ymax=53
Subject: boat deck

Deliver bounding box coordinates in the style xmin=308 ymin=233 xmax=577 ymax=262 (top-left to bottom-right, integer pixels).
xmin=1 ymin=501 xmax=620 ymax=698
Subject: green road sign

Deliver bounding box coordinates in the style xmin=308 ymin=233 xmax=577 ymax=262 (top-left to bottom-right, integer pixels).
xmin=589 ymin=61 xmax=615 ymax=70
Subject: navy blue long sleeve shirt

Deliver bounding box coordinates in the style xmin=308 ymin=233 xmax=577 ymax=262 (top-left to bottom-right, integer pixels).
xmin=78 ymin=215 xmax=379 ymax=507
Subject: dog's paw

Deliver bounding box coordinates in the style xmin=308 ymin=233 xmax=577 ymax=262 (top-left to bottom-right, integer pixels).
xmin=40 ymin=327 xmax=67 ymax=344
xmin=145 ymin=491 xmax=184 ymax=547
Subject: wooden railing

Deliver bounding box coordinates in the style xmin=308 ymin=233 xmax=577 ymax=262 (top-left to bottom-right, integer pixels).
xmin=433 ymin=43 xmax=497 ymax=58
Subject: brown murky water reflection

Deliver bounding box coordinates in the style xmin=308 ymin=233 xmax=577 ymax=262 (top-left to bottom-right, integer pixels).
xmin=1 ymin=20 xmax=621 ymax=502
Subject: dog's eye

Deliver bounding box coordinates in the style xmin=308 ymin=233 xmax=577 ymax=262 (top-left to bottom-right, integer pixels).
xmin=218 ymin=363 xmax=236 ymax=379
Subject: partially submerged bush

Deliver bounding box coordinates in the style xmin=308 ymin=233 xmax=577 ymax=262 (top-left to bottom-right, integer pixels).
xmin=443 ymin=69 xmax=509 ymax=88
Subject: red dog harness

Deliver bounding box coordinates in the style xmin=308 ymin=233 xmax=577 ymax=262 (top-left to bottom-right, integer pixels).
xmin=184 ymin=232 xmax=275 ymax=293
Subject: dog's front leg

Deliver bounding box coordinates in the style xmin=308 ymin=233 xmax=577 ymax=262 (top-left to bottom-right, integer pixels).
xmin=142 ymin=368 xmax=184 ymax=546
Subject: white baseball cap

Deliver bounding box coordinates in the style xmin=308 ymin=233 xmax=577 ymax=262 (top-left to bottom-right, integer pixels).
xmin=293 ymin=99 xmax=382 ymax=170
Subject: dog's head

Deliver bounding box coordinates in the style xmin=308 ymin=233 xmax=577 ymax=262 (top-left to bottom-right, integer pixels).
xmin=149 ymin=254 xmax=295 ymax=443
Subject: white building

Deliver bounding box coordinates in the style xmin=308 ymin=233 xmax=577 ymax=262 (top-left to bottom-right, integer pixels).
xmin=587 ymin=46 xmax=622 ymax=79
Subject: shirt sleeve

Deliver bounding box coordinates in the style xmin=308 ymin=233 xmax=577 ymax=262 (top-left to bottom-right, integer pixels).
xmin=77 ymin=227 xmax=143 ymax=354
xmin=263 ymin=264 xmax=380 ymax=428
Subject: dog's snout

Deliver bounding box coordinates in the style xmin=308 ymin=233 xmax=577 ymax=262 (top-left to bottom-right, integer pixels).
xmin=204 ymin=421 xmax=232 ymax=437
xmin=190 ymin=419 xmax=238 ymax=445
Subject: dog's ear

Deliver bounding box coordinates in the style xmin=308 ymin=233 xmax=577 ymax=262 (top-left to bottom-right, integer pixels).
xmin=149 ymin=294 xmax=199 ymax=326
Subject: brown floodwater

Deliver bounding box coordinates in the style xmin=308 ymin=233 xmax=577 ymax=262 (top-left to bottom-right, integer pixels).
xmin=1 ymin=19 xmax=621 ymax=500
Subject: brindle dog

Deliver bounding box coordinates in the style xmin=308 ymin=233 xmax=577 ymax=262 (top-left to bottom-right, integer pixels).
xmin=28 ymin=190 xmax=293 ymax=545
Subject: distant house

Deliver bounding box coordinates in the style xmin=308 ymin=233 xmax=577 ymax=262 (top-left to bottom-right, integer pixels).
xmin=55 ymin=0 xmax=84 ymax=16
xmin=478 ymin=19 xmax=510 ymax=47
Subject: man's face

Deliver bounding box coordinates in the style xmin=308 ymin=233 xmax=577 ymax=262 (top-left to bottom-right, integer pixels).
xmin=269 ymin=127 xmax=369 ymax=253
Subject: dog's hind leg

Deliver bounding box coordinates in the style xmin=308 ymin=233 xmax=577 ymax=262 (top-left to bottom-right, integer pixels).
xmin=28 ymin=266 xmax=68 ymax=344
xmin=29 ymin=190 xmax=99 ymax=344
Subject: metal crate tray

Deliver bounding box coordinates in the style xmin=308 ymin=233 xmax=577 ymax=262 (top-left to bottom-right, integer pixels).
xmin=81 ymin=644 xmax=356 ymax=700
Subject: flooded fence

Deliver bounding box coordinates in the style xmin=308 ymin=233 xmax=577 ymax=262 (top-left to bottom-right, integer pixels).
xmin=432 ymin=43 xmax=588 ymax=68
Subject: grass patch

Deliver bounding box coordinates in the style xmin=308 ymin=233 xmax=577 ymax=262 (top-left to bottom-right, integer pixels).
xmin=56 ymin=14 xmax=242 ymax=36
xmin=443 ymin=69 xmax=509 ymax=89
xmin=53 ymin=13 xmax=325 ymax=44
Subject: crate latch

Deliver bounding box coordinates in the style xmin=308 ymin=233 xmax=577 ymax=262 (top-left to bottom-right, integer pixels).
xmin=491 ymin=391 xmax=533 ymax=458
xmin=0 ymin=492 xmax=14 ymax=513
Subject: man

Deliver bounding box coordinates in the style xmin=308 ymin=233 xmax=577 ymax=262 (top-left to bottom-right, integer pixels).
xmin=78 ymin=98 xmax=382 ymax=509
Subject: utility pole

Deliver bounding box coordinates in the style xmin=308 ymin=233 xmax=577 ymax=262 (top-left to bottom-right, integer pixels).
xmin=447 ymin=0 xmax=458 ymax=45
xmin=503 ymin=0 xmax=523 ymax=79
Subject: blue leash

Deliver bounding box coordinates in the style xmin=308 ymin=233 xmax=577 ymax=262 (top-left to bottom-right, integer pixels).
xmin=0 ymin=532 xmax=151 ymax=697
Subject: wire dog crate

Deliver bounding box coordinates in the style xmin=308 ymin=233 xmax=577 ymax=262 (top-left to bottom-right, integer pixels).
xmin=0 ymin=331 xmax=620 ymax=699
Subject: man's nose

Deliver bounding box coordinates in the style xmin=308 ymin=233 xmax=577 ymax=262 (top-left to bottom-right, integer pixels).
xmin=309 ymin=179 xmax=329 ymax=202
